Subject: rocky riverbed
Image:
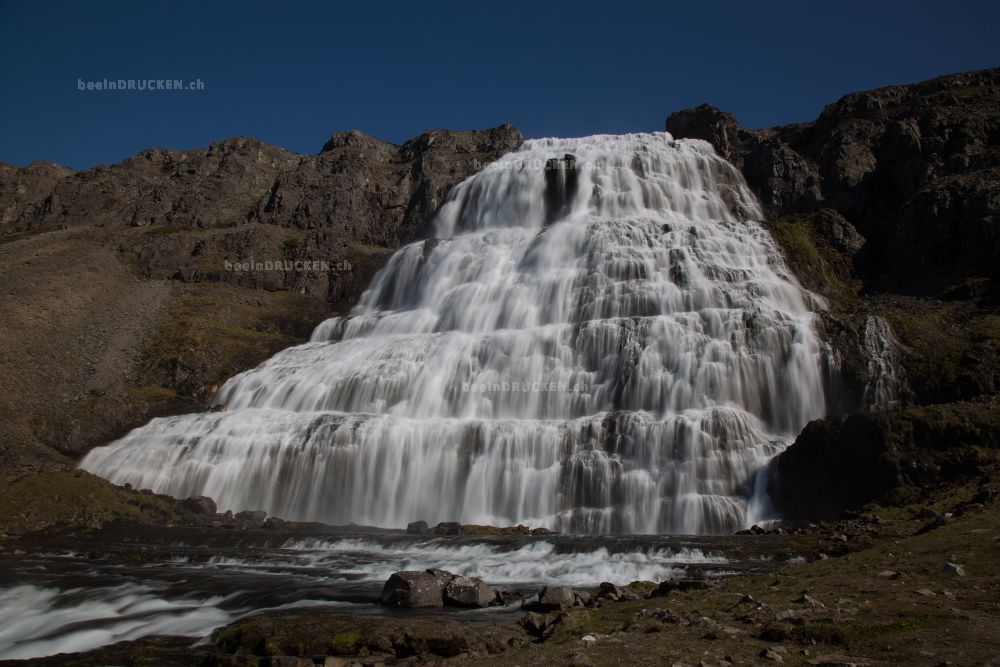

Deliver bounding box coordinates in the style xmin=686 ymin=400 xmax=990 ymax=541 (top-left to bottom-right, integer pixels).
xmin=2 ymin=470 xmax=999 ymax=666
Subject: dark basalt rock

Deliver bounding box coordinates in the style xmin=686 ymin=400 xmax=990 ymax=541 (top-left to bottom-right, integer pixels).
xmin=544 ymin=153 xmax=579 ymax=223
xmin=766 ymin=398 xmax=1000 ymax=519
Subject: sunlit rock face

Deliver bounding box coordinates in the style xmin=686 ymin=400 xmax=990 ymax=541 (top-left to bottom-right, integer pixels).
xmin=82 ymin=132 xmax=828 ymax=535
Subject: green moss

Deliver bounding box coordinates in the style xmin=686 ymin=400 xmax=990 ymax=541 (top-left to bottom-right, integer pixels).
xmin=763 ymin=215 xmax=861 ymax=311
xmin=0 ymin=470 xmax=182 ymax=536
xmin=328 ymin=630 xmax=362 ymax=654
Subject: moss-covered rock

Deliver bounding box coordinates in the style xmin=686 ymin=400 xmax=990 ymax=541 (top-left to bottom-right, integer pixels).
xmin=0 ymin=470 xmax=185 ymax=537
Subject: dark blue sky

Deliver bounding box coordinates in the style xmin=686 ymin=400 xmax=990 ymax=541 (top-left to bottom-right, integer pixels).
xmin=1 ymin=0 xmax=997 ymax=169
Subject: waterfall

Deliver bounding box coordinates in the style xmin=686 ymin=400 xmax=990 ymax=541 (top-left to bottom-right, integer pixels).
xmin=862 ymin=315 xmax=902 ymax=411
xmin=81 ymin=133 xmax=827 ymax=534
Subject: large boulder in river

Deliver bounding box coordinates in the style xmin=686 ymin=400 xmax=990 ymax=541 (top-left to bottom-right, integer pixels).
xmin=380 ymin=569 xmax=501 ymax=609
xmin=444 ymin=575 xmax=498 ymax=607
xmin=380 ymin=570 xmax=446 ymax=608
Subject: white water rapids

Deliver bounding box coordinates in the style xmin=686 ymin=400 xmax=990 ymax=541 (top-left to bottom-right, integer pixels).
xmin=82 ymin=132 xmax=828 ymax=534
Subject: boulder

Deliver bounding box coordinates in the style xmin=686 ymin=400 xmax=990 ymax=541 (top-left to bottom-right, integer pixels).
xmin=432 ymin=521 xmax=464 ymax=536
xmin=235 ymin=510 xmax=267 ymax=524
xmin=380 ymin=570 xmax=446 ymax=608
xmin=519 ymin=611 xmax=565 ymax=639
xmin=536 ymin=585 xmax=576 ymax=611
xmin=181 ymin=495 xmax=217 ymax=515
xmin=444 ymin=575 xmax=498 ymax=608
xmin=406 ymin=520 xmax=429 ymax=535
xmin=597 ymin=582 xmax=624 ymax=600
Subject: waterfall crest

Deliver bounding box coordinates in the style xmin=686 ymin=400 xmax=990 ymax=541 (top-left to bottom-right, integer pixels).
xmin=81 ymin=133 xmax=827 ymax=534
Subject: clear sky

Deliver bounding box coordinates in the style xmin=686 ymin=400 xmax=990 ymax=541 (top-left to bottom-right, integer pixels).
xmin=1 ymin=0 xmax=997 ymax=169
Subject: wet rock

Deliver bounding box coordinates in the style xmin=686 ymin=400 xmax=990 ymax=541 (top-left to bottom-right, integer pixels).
xmin=544 ymin=153 xmax=579 ymax=223
xmin=432 ymin=521 xmax=464 ymax=536
xmin=406 ymin=520 xmax=429 ymax=535
xmin=235 ymin=510 xmax=267 ymax=524
xmin=181 ymin=495 xmax=217 ymax=515
xmin=263 ymin=516 xmax=286 ymax=529
xmin=380 ymin=570 xmax=446 ymax=608
xmin=444 ymin=575 xmax=498 ymax=608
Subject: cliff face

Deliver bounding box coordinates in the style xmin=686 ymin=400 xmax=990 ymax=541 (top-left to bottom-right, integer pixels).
xmin=0 ymin=125 xmax=523 ymax=479
xmin=668 ymin=68 xmax=1000 ymax=297
xmin=668 ymin=68 xmax=1000 ymax=516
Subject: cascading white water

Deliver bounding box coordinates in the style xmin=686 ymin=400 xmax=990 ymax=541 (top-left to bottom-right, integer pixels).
xmin=862 ymin=315 xmax=902 ymax=411
xmin=82 ymin=133 xmax=827 ymax=534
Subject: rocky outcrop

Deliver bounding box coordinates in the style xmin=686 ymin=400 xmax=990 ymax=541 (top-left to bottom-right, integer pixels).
xmin=0 ymin=124 xmax=522 ymax=310
xmin=766 ymin=397 xmax=1000 ymax=519
xmin=668 ymin=68 xmax=1000 ymax=297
